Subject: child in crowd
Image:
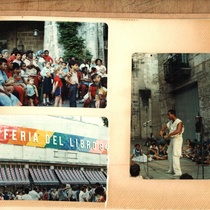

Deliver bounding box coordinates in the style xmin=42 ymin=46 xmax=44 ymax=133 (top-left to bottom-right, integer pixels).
xmin=191 ymin=143 xmax=201 ymax=163
xmin=52 ymin=66 xmax=63 ymax=107
xmin=20 ymin=62 xmax=28 ymax=78
xmin=41 ymin=61 xmax=52 ymax=106
xmin=155 ymin=144 xmax=167 ymax=160
xmin=183 ymin=139 xmax=195 ymax=158
xmin=90 ymin=67 xmax=97 ymax=76
xmin=148 ymin=143 xmax=158 ymax=161
xmin=131 ymin=143 xmax=147 ymax=163
xmin=61 ymin=62 xmax=69 ymax=103
xmin=13 ymin=51 xmax=22 ymax=66
xmin=80 ymin=66 xmax=91 ymax=99
xmin=182 ymin=139 xmax=192 ymax=157
xmin=130 ymin=162 xmax=144 ymax=179
xmin=13 ymin=62 xmax=27 ymax=105
xmin=65 ymin=60 xmax=80 ymax=107
xmin=83 ymin=73 xmax=101 ymax=108
xmin=26 ymin=77 xmax=39 ymax=106
xmin=97 ymin=77 xmax=107 ymax=108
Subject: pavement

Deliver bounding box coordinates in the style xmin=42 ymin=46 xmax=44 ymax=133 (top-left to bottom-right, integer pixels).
xmin=131 ymin=140 xmax=210 ymax=180
xmin=38 ymin=98 xmax=84 ymax=107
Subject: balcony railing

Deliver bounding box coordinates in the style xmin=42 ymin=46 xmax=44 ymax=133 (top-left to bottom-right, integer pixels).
xmin=164 ymin=54 xmax=191 ymax=84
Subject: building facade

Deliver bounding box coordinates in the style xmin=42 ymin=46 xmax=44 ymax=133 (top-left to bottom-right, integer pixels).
xmin=131 ymin=53 xmax=210 ymax=144
xmin=0 ymin=115 xmax=108 ymax=191
xmin=0 ymin=21 xmax=108 ymax=65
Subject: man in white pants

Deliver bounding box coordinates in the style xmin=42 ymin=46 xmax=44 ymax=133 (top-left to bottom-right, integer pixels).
xmin=159 ymin=109 xmax=184 ymax=177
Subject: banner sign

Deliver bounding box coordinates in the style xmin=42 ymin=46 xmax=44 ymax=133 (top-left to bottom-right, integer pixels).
xmin=0 ymin=125 xmax=108 ymax=154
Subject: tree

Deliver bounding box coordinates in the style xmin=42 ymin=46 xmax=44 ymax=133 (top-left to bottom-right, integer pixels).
xmin=57 ymin=22 xmax=92 ymax=63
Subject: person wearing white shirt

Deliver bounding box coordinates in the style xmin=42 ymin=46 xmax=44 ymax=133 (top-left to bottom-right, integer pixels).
xmin=160 ymin=109 xmax=184 ymax=177
xmin=79 ymin=187 xmax=87 ymax=202
xmin=22 ymin=188 xmax=32 ymax=200
xmin=29 ymin=187 xmax=40 ymax=200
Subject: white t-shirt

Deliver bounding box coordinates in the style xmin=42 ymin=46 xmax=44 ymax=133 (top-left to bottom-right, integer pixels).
xmin=22 ymin=194 xmax=32 ymax=200
xmin=96 ymin=65 xmax=106 ymax=73
xmin=29 ymin=190 xmax=40 ymax=200
xmin=167 ymin=118 xmax=184 ymax=138
xmin=15 ymin=195 xmax=23 ymax=200
xmin=79 ymin=191 xmax=86 ymax=202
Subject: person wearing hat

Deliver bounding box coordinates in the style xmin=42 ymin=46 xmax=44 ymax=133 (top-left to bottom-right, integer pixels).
xmin=37 ymin=50 xmax=45 ymax=70
xmin=1 ymin=49 xmax=9 ymax=60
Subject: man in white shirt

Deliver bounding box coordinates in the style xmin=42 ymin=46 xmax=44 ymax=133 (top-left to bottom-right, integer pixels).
xmin=160 ymin=109 xmax=184 ymax=177
xmin=29 ymin=187 xmax=40 ymax=200
xmin=22 ymin=188 xmax=32 ymax=200
xmin=79 ymin=186 xmax=87 ymax=202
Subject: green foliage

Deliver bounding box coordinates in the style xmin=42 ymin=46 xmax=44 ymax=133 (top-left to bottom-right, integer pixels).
xmin=57 ymin=22 xmax=92 ymax=63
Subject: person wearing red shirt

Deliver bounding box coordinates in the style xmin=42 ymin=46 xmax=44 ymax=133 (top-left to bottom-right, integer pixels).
xmin=4 ymin=59 xmax=13 ymax=78
xmin=83 ymin=73 xmax=101 ymax=108
xmin=44 ymin=50 xmax=54 ymax=64
xmin=52 ymin=66 xmax=63 ymax=107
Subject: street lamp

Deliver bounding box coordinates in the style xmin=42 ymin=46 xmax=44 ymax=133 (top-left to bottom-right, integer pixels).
xmin=33 ymin=29 xmax=38 ymax=37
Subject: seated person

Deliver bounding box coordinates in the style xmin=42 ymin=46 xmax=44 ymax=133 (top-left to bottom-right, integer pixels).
xmin=182 ymin=139 xmax=192 ymax=157
xmin=130 ymin=162 xmax=144 ymax=179
xmin=0 ymin=85 xmax=21 ymax=106
xmin=191 ymin=143 xmax=201 ymax=163
xmin=131 ymin=144 xmax=147 ymax=163
xmin=155 ymin=144 xmax=167 ymax=160
xmin=148 ymin=143 xmax=158 ymax=160
xmin=184 ymin=143 xmax=195 ymax=159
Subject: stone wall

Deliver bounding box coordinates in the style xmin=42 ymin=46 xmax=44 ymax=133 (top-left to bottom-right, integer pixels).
xmin=158 ymin=53 xmax=210 ymax=138
xmin=44 ymin=21 xmax=64 ymax=60
xmin=43 ymin=21 xmax=107 ymax=64
xmin=78 ymin=22 xmax=106 ymax=63
xmin=131 ymin=53 xmax=161 ymax=142
xmin=2 ymin=21 xmax=44 ymax=55
xmin=17 ymin=31 xmax=44 ymax=53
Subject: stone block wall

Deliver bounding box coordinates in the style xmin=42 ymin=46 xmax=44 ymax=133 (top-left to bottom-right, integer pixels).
xmin=158 ymin=53 xmax=210 ymax=138
xmin=131 ymin=53 xmax=161 ymax=142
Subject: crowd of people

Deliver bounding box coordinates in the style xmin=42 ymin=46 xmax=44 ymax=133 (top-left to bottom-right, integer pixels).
xmin=131 ymin=137 xmax=210 ymax=164
xmin=0 ymin=183 xmax=106 ymax=202
xmin=131 ymin=140 xmax=169 ymax=163
xmin=0 ymin=48 xmax=107 ymax=108
xmin=182 ymin=138 xmax=210 ymax=164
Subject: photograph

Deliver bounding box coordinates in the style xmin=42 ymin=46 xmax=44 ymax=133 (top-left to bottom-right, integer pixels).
xmin=0 ymin=115 xmax=108 ymax=202
xmin=0 ymin=20 xmax=108 ymax=108
xmin=131 ymin=53 xmax=210 ymax=180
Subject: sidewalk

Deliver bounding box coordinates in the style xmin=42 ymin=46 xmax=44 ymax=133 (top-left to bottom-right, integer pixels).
xmin=38 ymin=98 xmax=84 ymax=108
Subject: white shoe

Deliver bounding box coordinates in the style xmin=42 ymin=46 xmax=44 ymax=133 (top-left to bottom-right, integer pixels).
xmin=165 ymin=170 xmax=174 ymax=174
xmin=173 ymin=174 xmax=181 ymax=177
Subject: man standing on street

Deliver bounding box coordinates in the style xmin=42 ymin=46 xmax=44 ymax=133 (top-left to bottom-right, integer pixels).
xmin=159 ymin=109 xmax=184 ymax=177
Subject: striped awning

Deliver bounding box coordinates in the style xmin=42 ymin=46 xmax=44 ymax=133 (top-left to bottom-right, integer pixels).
xmin=55 ymin=169 xmax=89 ymax=185
xmin=29 ymin=168 xmax=59 ymax=185
xmin=0 ymin=167 xmax=30 ymax=185
xmin=83 ymin=170 xmax=107 ymax=185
